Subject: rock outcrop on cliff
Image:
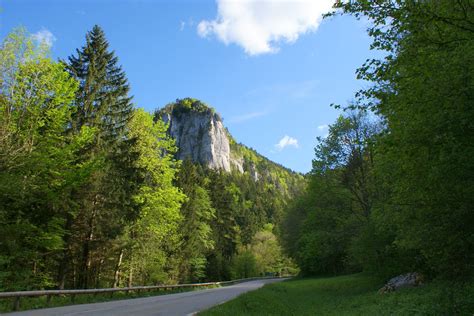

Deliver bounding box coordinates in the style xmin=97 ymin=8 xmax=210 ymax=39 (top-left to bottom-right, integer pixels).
xmin=157 ymin=98 xmax=242 ymax=172
xmin=161 ymin=107 xmax=232 ymax=172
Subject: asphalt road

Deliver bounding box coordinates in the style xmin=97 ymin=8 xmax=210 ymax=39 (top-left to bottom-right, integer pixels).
xmin=8 ymin=278 xmax=285 ymax=316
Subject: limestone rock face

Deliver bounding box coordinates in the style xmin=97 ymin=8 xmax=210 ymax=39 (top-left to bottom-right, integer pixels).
xmin=249 ymin=162 xmax=260 ymax=181
xmin=162 ymin=110 xmax=232 ymax=172
xmin=230 ymin=156 xmax=244 ymax=173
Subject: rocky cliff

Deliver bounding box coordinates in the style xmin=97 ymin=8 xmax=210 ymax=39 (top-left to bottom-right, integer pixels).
xmin=161 ymin=106 xmax=232 ymax=172
xmin=156 ymin=98 xmax=303 ymax=190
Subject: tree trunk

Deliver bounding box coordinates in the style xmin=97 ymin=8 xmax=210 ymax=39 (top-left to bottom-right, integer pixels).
xmin=128 ymin=266 xmax=133 ymax=288
xmin=80 ymin=206 xmax=96 ymax=289
xmin=113 ymin=249 xmax=124 ymax=288
xmin=95 ymin=257 xmax=105 ymax=288
xmin=57 ymin=215 xmax=73 ymax=290
xmin=128 ymin=251 xmax=134 ymax=288
xmin=73 ymin=264 xmax=77 ymax=288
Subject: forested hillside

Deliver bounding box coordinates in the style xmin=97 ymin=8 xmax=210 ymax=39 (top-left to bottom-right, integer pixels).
xmin=0 ymin=26 xmax=302 ymax=291
xmin=155 ymin=98 xmax=304 ymax=281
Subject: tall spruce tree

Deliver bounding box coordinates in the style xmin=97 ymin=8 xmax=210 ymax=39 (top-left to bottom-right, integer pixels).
xmin=174 ymin=160 xmax=215 ymax=283
xmin=206 ymin=172 xmax=241 ymax=281
xmin=67 ymin=25 xmax=132 ymax=141
xmin=59 ymin=25 xmax=137 ymax=289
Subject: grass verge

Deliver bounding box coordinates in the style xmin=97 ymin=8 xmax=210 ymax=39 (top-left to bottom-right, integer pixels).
xmin=200 ymin=273 xmax=474 ymax=315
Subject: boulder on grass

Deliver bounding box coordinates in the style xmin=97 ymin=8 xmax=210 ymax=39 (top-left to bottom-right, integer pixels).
xmin=379 ymin=272 xmax=424 ymax=294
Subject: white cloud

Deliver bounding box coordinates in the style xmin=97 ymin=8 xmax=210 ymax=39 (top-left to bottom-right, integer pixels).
xmin=317 ymin=124 xmax=328 ymax=130
xmin=229 ymin=111 xmax=268 ymax=123
xmin=32 ymin=28 xmax=56 ymax=47
xmin=275 ymin=135 xmax=299 ymax=151
xmin=197 ymin=0 xmax=335 ymax=55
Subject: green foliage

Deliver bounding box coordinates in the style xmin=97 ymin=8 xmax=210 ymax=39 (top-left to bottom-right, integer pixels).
xmin=173 ymin=160 xmax=215 ymax=283
xmin=67 ymin=25 xmax=133 ymax=139
xmin=230 ymin=142 xmax=305 ymax=198
xmin=0 ymin=24 xmax=304 ymax=291
xmin=282 ymin=112 xmax=380 ymax=276
xmin=249 ymin=224 xmax=297 ymax=276
xmin=205 ymin=172 xmax=241 ymax=281
xmin=156 ymin=98 xmax=217 ymax=120
xmin=230 ymin=248 xmax=258 ymax=279
xmin=120 ymin=109 xmax=184 ymax=286
xmin=0 ymin=28 xmax=94 ymax=290
xmin=0 ymin=22 xmax=304 ymax=294
xmin=156 ymin=161 xmax=301 ymax=282
xmin=333 ymin=0 xmax=474 ymax=278
xmin=52 ymin=25 xmax=139 ymax=289
xmin=152 ymin=97 xmax=305 ymax=281
xmin=202 ymin=167 xmax=301 ymax=281
xmin=230 ymin=224 xmax=295 ymax=279
xmin=283 ymin=0 xmax=474 ymax=282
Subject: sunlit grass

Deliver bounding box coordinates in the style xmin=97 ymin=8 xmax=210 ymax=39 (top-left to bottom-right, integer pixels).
xmin=200 ymin=273 xmax=474 ymax=315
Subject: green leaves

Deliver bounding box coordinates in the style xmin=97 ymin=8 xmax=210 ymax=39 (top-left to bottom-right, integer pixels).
xmin=0 ymin=28 xmax=93 ymax=290
xmin=122 ymin=109 xmax=185 ymax=285
xmin=321 ymin=0 xmax=474 ymax=278
xmin=282 ymin=111 xmax=381 ymax=276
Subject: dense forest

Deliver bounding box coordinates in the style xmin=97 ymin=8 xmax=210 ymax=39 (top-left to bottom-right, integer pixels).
xmin=0 ymin=26 xmax=301 ymax=291
xmin=282 ymin=0 xmax=474 ymax=281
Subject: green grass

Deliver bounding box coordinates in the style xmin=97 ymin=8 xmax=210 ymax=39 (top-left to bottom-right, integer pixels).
xmin=0 ymin=285 xmax=219 ymax=313
xmin=200 ymin=273 xmax=474 ymax=315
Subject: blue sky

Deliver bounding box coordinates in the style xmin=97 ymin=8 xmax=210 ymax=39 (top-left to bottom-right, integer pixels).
xmin=1 ymin=0 xmax=375 ymax=173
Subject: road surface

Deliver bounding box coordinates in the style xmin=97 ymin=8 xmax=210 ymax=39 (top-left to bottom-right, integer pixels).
xmin=8 ymin=278 xmax=286 ymax=316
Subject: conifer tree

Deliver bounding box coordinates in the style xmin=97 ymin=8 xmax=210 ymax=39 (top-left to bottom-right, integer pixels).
xmin=206 ymin=172 xmax=241 ymax=280
xmin=61 ymin=25 xmax=137 ymax=289
xmin=67 ymin=25 xmax=132 ymax=142
xmin=174 ymin=160 xmax=215 ymax=282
